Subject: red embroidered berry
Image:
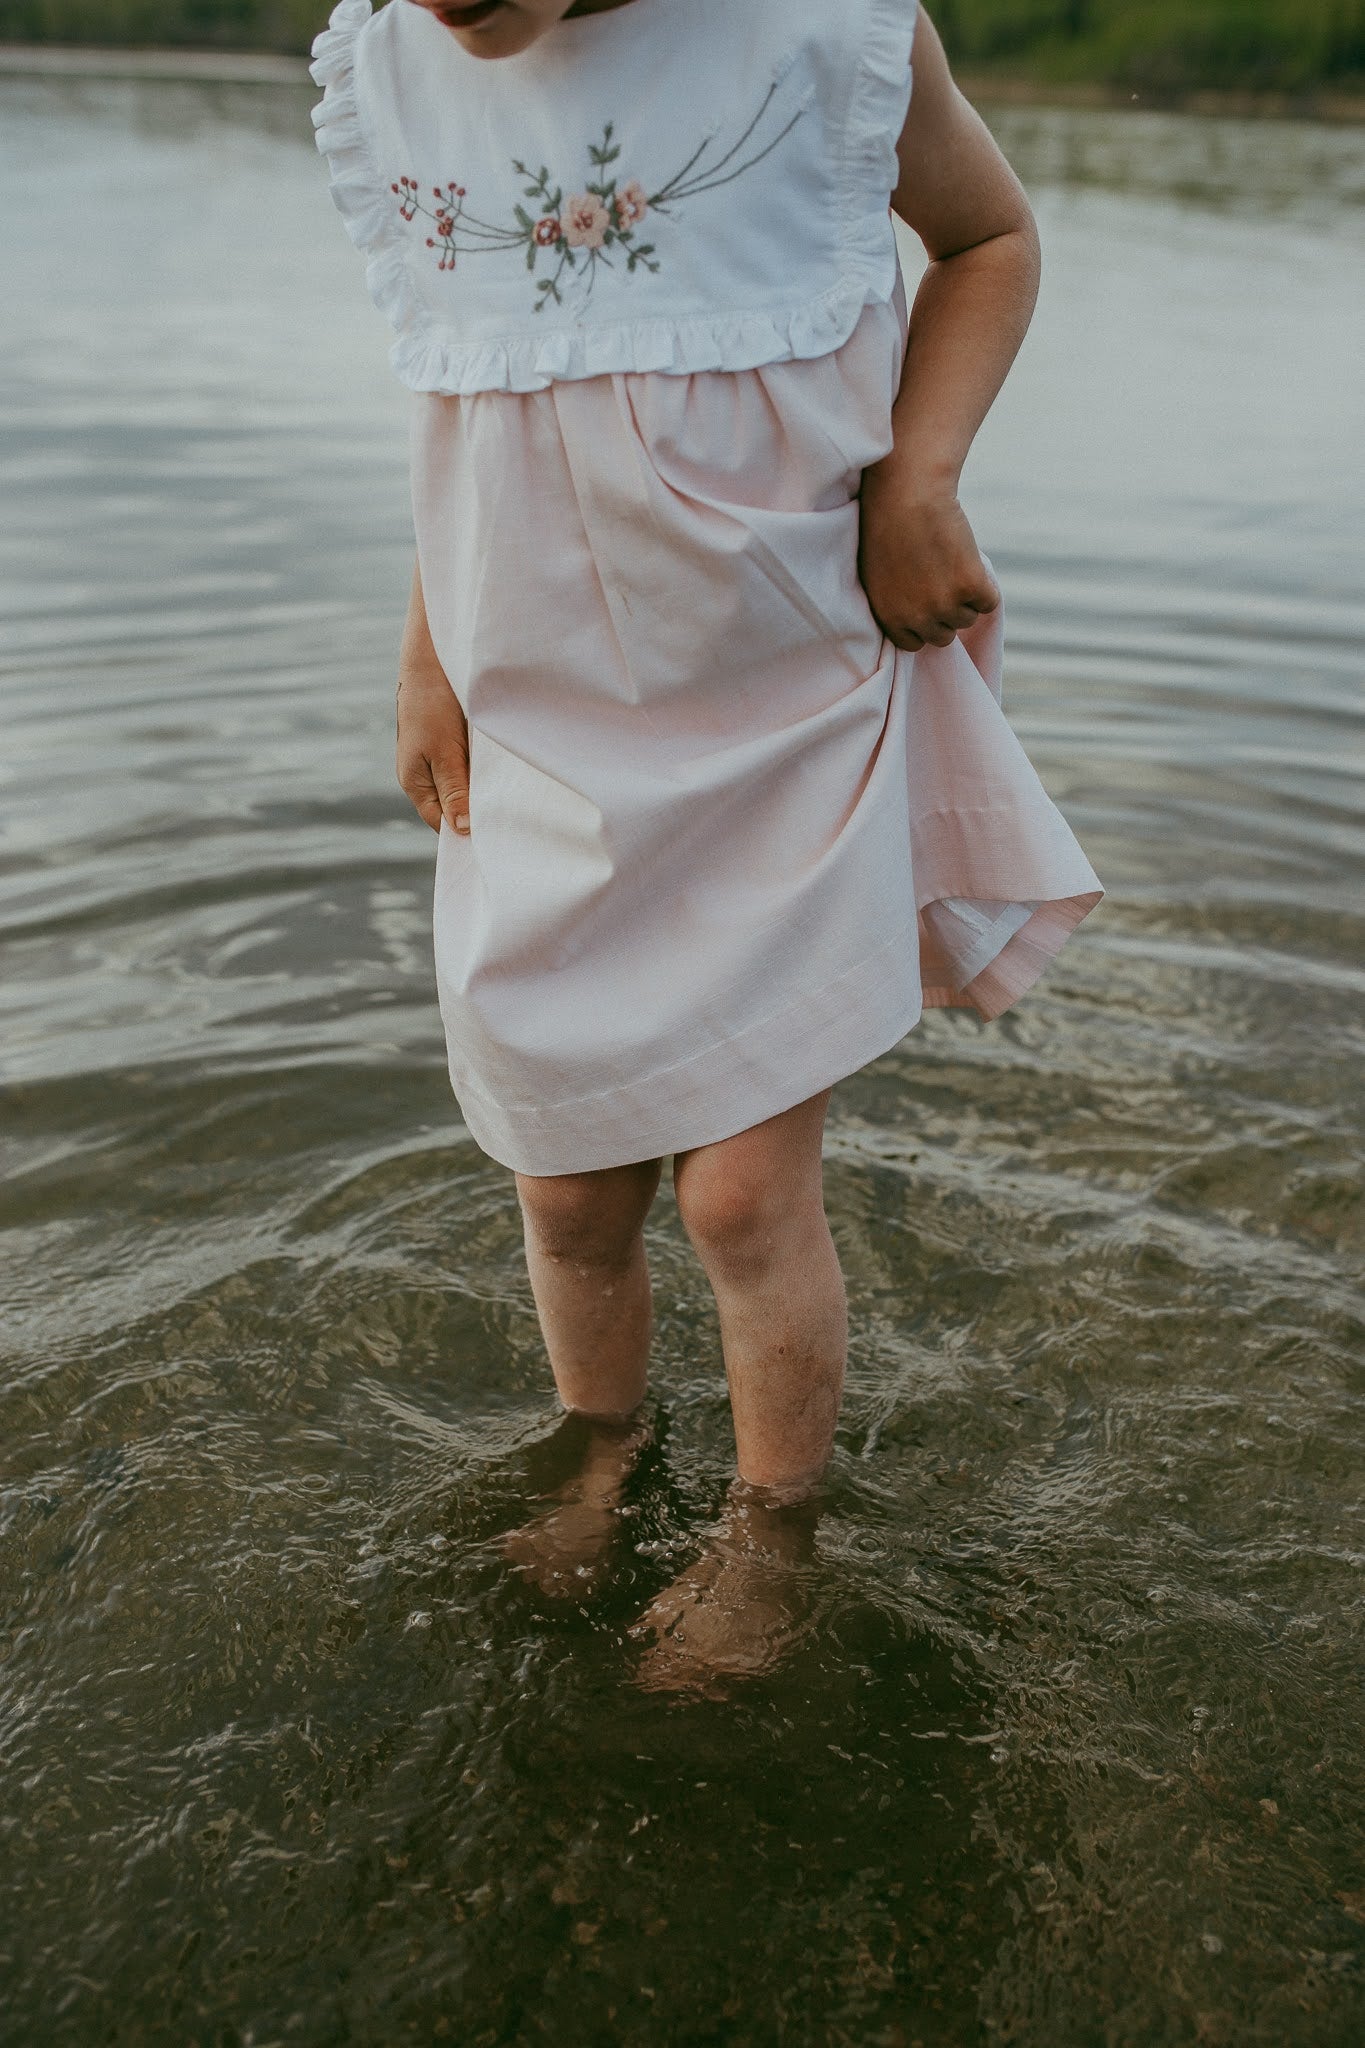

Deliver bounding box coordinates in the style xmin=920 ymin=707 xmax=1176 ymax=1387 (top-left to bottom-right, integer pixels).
xmin=391 ymin=182 xmax=399 ymax=193
xmin=426 ymin=237 xmax=434 ymax=247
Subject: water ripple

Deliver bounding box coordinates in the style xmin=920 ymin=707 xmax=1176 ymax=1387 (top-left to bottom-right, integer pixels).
xmin=1 ymin=71 xmax=1362 ymax=2048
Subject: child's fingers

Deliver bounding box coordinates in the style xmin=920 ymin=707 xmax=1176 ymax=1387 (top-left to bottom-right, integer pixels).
xmin=432 ymin=748 xmax=471 ymax=837
xmin=397 ymin=744 xmax=457 ymax=835
xmin=968 ymin=568 xmax=1002 ymax=615
xmin=885 ymin=612 xmax=980 ymax=651
xmin=885 ymin=579 xmax=1000 ymax=651
xmin=396 ymin=702 xmax=470 ymax=833
xmin=398 ymin=761 xmax=445 ymax=834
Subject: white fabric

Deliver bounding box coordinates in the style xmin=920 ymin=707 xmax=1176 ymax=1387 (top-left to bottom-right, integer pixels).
xmin=310 ymin=0 xmax=919 ymax=394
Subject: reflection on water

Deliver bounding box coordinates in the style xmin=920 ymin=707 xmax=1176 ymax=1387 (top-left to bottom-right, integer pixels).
xmin=2 ymin=73 xmax=1363 ymax=2045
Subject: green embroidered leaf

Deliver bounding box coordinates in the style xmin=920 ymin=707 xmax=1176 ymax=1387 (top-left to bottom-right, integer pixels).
xmin=513 ymin=204 xmax=533 ymax=229
xmin=525 ymin=242 xmax=536 ymax=270
xmin=602 ymin=145 xmax=621 ymax=164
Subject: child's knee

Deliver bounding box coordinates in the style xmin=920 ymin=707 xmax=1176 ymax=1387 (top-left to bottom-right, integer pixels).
xmin=674 ymin=1158 xmax=791 ymax=1273
xmin=516 ymin=1163 xmax=658 ymax=1266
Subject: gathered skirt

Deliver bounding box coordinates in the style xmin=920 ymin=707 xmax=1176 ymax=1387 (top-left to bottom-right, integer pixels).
xmin=410 ymin=288 xmax=1103 ymax=1176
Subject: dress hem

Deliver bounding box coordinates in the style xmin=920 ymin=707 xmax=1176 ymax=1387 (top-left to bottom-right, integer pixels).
xmin=447 ymin=879 xmax=1100 ymax=1175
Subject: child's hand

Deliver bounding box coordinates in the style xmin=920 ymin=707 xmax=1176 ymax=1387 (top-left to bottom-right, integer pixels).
xmin=857 ymin=480 xmax=1000 ymax=653
xmin=396 ymin=557 xmax=470 ymax=836
xmin=397 ymin=667 xmax=470 ymax=835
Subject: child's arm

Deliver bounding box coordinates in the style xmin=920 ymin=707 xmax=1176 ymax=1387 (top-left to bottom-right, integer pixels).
xmin=396 ymin=558 xmax=471 ymax=836
xmin=859 ymin=5 xmax=1041 ymax=651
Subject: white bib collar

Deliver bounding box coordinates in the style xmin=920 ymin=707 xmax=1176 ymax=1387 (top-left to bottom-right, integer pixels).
xmin=312 ymin=0 xmax=917 ymax=394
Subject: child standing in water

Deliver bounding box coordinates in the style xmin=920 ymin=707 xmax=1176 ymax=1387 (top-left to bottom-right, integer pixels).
xmin=312 ymin=0 xmax=1101 ymax=1679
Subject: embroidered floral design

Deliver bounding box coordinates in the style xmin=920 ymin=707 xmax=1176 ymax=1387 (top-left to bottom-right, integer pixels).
xmin=614 ymin=179 xmax=648 ymax=228
xmin=394 ymin=177 xmax=467 ymax=270
xmin=562 ymin=192 xmax=610 ymax=250
xmin=391 ymin=82 xmax=805 ymax=312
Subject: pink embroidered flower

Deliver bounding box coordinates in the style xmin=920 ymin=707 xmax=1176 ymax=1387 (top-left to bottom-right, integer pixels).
xmin=562 ymin=193 xmax=610 ymax=250
xmin=614 ymin=179 xmax=648 ymax=228
xmin=534 ymin=215 xmax=561 ymax=246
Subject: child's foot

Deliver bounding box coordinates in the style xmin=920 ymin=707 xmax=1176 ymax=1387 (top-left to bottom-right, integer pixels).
xmin=628 ymin=1483 xmax=819 ymax=1693
xmin=503 ymin=1412 xmax=648 ymax=1599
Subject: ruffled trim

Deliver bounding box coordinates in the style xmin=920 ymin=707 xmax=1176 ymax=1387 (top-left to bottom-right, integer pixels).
xmin=840 ymin=0 xmax=918 ymax=286
xmin=388 ymin=280 xmax=900 ymax=396
xmin=311 ymin=0 xmax=918 ymax=396
xmin=311 ymin=0 xmax=426 ymax=369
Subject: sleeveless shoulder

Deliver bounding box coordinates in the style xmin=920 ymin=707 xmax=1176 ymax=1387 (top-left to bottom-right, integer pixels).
xmin=311 ymin=0 xmax=919 ymax=395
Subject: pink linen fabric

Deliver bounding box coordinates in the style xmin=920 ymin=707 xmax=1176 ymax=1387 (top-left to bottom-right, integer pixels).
xmin=411 ymin=290 xmax=1102 ymax=1175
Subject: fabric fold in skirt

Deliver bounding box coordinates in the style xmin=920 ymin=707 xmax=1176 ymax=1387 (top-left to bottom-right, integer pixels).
xmin=411 ymin=293 xmax=1102 ymax=1175
xmin=907 ymin=599 xmax=1100 ymax=1020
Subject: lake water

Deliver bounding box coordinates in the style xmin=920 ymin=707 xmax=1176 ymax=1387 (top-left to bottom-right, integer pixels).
xmin=2 ymin=69 xmax=1363 ymax=2047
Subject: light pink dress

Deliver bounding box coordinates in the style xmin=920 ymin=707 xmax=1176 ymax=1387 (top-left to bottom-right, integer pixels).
xmin=411 ymin=282 xmax=1103 ymax=1176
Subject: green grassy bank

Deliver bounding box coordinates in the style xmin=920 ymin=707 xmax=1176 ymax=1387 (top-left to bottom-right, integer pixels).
xmin=2 ymin=0 xmax=1364 ymax=95
xmin=938 ymin=0 xmax=1365 ymax=94
xmin=0 ymin=1 xmax=320 ymax=53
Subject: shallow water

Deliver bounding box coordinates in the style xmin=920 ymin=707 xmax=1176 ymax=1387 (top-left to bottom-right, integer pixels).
xmin=2 ymin=76 xmax=1363 ymax=2046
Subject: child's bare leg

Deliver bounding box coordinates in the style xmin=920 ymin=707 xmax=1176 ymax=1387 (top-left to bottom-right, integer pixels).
xmin=626 ymin=1095 xmax=839 ymax=1679
xmin=503 ymin=1410 xmax=651 ymax=1596
xmin=672 ymin=1090 xmax=845 ymax=1494
xmin=506 ymin=1163 xmax=660 ymax=1595
xmin=515 ymin=1158 xmax=663 ymax=1419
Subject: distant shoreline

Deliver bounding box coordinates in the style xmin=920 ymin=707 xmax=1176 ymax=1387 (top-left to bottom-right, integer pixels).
xmin=0 ymin=43 xmax=307 ymax=85
xmin=2 ymin=41 xmax=1363 ymax=122
xmin=957 ymin=70 xmax=1365 ymax=125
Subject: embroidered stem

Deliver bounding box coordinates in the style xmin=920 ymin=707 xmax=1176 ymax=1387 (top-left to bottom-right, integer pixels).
xmin=652 ymin=80 xmax=782 ymax=205
xmin=662 ymin=109 xmax=808 ymax=204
